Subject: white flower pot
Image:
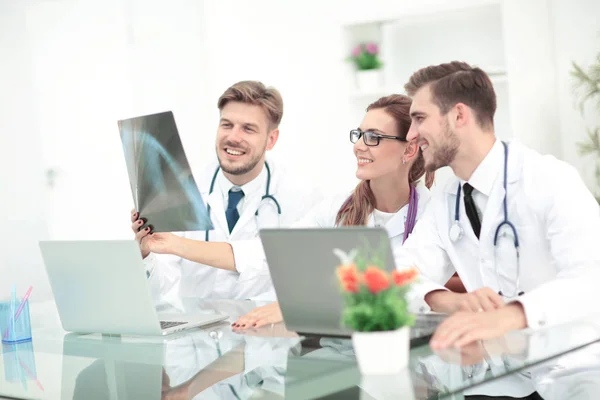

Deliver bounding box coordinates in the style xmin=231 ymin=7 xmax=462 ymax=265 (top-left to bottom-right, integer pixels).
xmin=355 ymin=69 xmax=383 ymax=92
xmin=352 ymin=326 xmax=410 ymax=375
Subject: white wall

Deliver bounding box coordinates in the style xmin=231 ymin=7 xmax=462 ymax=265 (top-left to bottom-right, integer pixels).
xmin=0 ymin=1 xmax=52 ymax=301
xmin=27 ymin=0 xmax=208 ymax=240
xmin=502 ymin=0 xmax=562 ymax=156
xmin=201 ymin=0 xmax=358 ymax=194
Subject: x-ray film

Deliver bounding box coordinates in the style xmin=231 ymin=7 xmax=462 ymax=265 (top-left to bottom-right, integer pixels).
xmin=118 ymin=111 xmax=213 ymax=232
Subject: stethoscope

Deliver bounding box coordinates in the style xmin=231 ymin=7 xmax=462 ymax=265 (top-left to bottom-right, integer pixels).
xmin=448 ymin=141 xmax=523 ymax=298
xmin=205 ymin=161 xmax=282 ymax=241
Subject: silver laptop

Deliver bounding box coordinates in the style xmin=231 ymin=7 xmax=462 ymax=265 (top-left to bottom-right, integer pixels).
xmin=39 ymin=240 xmax=228 ymax=336
xmin=259 ymin=227 xmax=446 ymax=341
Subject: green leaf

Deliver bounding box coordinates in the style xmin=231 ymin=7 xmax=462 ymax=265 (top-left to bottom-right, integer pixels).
xmin=571 ymin=56 xmax=600 ymax=115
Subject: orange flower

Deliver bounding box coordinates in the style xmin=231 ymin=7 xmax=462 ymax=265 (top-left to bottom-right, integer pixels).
xmin=342 ymin=280 xmax=360 ymax=293
xmin=391 ymin=268 xmax=418 ymax=286
xmin=363 ymin=266 xmax=390 ymax=294
xmin=336 ymin=264 xmax=361 ymax=293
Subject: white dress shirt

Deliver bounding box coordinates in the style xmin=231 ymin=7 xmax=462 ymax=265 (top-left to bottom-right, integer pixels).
xmin=459 ymin=139 xmax=504 ymax=223
xmin=218 ymin=166 xmax=266 ymax=216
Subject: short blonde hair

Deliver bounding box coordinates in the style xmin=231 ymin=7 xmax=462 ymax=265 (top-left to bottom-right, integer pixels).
xmin=217 ymin=81 xmax=284 ymax=129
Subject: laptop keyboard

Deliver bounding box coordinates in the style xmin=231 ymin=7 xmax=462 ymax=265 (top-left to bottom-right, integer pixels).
xmin=411 ymin=313 xmax=447 ymax=338
xmin=160 ymin=321 xmax=186 ymax=330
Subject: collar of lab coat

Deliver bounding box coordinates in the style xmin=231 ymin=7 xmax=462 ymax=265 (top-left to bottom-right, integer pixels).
xmin=197 ymin=156 xmax=281 ymax=196
xmin=216 ymin=163 xmax=268 ymax=206
xmin=443 ymin=139 xmax=523 ymax=195
xmin=200 ymin=157 xmax=281 ymax=236
xmin=443 ymin=139 xmax=525 ymax=245
xmin=459 ymin=139 xmax=504 ymax=197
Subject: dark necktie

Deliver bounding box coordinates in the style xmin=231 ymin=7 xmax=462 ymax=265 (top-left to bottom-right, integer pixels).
xmin=463 ymin=183 xmax=481 ymax=239
xmin=226 ymin=188 xmax=245 ymax=233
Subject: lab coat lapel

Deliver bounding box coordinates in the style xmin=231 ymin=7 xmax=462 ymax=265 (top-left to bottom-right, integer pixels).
xmin=385 ymin=210 xmax=407 ymax=240
xmin=442 ymin=180 xmax=478 ymax=290
xmin=479 ymin=176 xmax=505 ymax=246
xmin=479 ymin=143 xmax=522 ymax=245
xmin=206 ymin=190 xmax=228 ymax=235
xmin=235 ymin=162 xmax=284 ymax=236
xmin=366 ymin=212 xmax=406 ymax=239
xmin=232 ymin=194 xmax=261 ymax=236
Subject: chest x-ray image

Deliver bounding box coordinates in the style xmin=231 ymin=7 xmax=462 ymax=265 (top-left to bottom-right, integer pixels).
xmin=118 ymin=111 xmax=213 ymax=233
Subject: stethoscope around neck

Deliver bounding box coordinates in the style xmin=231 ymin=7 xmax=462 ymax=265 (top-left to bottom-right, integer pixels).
xmin=205 ymin=161 xmax=282 ymax=241
xmin=448 ymin=141 xmax=524 ymax=298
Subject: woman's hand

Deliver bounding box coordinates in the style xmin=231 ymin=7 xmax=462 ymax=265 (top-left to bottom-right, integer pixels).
xmin=141 ymin=231 xmax=181 ymax=255
xmin=231 ymin=302 xmax=283 ymax=330
xmin=131 ymin=211 xmax=181 ymax=256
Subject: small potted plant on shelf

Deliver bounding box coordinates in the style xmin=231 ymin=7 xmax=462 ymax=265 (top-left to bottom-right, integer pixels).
xmin=334 ymin=246 xmax=418 ymax=375
xmin=347 ymin=42 xmax=384 ymax=91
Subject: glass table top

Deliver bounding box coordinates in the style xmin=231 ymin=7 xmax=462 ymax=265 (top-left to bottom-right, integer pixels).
xmin=1 ymin=298 xmax=599 ymax=399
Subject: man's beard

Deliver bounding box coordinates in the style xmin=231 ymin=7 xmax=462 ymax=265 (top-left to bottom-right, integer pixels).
xmin=425 ymin=120 xmax=460 ymax=172
xmin=217 ymin=141 xmax=267 ymax=175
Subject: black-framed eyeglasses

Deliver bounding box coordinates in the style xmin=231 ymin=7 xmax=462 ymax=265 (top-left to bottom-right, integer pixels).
xmin=349 ymin=129 xmax=407 ymax=146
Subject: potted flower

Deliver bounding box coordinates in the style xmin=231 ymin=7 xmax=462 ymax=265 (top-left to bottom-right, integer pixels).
xmin=347 ymin=42 xmax=384 ymax=91
xmin=334 ymin=247 xmax=418 ymax=375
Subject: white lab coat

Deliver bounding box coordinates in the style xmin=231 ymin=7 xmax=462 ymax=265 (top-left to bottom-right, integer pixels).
xmin=144 ymin=157 xmax=321 ymax=303
xmin=396 ymin=139 xmax=600 ymax=329
xmin=295 ymin=181 xmax=432 ymax=250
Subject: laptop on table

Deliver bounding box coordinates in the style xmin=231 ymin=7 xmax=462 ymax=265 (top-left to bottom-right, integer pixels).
xmin=39 ymin=240 xmax=227 ymax=336
xmin=259 ymin=227 xmax=446 ymax=346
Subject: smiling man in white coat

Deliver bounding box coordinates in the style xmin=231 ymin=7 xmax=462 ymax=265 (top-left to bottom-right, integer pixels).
xmin=395 ymin=61 xmax=600 ymax=353
xmin=131 ymin=80 xmax=319 ymax=302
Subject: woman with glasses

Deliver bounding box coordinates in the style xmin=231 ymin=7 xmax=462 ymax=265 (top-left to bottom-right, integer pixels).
xmin=232 ymin=94 xmax=436 ymax=330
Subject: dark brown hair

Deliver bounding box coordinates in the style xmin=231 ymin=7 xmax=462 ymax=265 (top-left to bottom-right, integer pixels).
xmin=404 ymin=61 xmax=496 ymax=130
xmin=217 ymin=81 xmax=284 ymax=129
xmin=335 ymin=94 xmax=434 ymax=226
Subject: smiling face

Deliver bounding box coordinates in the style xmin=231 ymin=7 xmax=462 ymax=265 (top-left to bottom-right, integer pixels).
xmin=215 ymin=101 xmax=278 ymax=176
xmin=354 ymin=108 xmax=408 ymax=181
xmin=407 ymin=84 xmax=460 ymax=172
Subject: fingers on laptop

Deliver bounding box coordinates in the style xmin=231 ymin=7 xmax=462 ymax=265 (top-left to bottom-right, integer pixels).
xmin=232 ymin=312 xmax=263 ymax=329
xmin=232 ymin=311 xmax=280 ymax=330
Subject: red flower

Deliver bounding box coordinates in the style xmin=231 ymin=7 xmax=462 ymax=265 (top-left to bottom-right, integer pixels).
xmin=363 ymin=266 xmax=390 ymax=294
xmin=336 ymin=264 xmax=361 ymax=293
xmin=391 ymin=268 xmax=418 ymax=286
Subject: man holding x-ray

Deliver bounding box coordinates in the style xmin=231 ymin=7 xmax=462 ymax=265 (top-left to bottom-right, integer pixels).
xmin=131 ymin=80 xmax=319 ymax=302
xmin=394 ymin=62 xmax=600 ymax=364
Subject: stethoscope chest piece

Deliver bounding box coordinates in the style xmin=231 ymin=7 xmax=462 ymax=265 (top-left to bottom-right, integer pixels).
xmin=449 ymin=221 xmax=463 ymax=242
